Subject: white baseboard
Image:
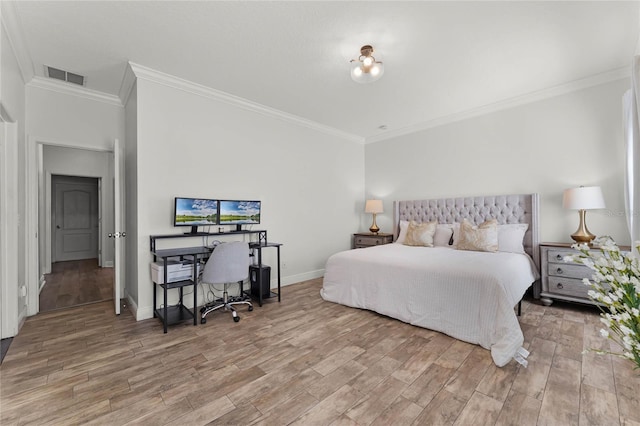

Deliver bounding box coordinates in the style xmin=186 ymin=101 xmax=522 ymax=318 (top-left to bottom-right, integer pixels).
xmin=104 ymin=261 xmax=114 ymax=268
xmin=279 ymin=269 xmax=324 ymax=286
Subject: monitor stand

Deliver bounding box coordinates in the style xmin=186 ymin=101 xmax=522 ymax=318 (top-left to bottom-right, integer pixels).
xmin=232 ymin=224 xmax=243 ymax=232
xmin=185 ymin=226 xmax=199 ymax=235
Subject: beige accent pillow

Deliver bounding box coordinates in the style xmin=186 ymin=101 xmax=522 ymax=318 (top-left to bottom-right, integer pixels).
xmin=403 ymin=220 xmax=437 ymax=247
xmin=457 ymin=219 xmax=499 ymax=252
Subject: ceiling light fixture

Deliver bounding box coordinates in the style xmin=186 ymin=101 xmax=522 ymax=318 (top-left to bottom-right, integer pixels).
xmin=350 ymin=45 xmax=384 ymax=84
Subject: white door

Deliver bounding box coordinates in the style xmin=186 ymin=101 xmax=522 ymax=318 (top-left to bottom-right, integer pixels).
xmin=111 ymin=139 xmax=124 ymax=315
xmin=52 ymin=177 xmax=99 ymax=262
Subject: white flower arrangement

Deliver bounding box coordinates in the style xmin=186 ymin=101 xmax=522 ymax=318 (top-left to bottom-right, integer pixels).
xmin=564 ymin=236 xmax=640 ymax=369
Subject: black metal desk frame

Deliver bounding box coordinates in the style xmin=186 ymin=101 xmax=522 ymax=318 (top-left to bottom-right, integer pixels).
xmin=150 ymin=230 xmax=281 ymax=331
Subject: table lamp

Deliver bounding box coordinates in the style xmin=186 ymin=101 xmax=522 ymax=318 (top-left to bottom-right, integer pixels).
xmin=562 ymin=186 xmax=606 ymax=244
xmin=365 ymin=199 xmax=383 ymax=234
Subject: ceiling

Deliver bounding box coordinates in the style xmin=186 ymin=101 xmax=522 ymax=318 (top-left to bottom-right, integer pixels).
xmin=5 ymin=1 xmax=640 ymax=142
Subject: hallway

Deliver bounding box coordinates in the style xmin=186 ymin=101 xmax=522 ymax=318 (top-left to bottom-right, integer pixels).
xmin=39 ymin=259 xmax=113 ymax=312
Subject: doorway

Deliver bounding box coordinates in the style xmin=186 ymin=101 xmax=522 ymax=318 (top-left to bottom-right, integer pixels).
xmin=40 ymin=175 xmax=112 ymax=312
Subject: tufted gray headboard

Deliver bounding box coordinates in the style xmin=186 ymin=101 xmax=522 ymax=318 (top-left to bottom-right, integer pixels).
xmin=394 ymin=194 xmax=540 ymax=269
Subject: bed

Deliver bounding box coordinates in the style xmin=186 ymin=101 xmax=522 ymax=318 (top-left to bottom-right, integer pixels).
xmin=321 ymin=194 xmax=540 ymax=367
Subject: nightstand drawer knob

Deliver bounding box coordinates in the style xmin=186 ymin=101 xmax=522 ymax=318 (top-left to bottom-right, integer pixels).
xmin=556 ymin=254 xmax=563 ymax=261
xmin=556 ymin=268 xmax=564 ymax=274
xmin=556 ymin=283 xmax=564 ymax=289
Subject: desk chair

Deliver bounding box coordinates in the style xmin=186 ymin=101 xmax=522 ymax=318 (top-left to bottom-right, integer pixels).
xmin=200 ymin=241 xmax=253 ymax=324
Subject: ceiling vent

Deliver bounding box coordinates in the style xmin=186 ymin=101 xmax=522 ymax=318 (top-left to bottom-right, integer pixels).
xmin=45 ymin=66 xmax=85 ymax=86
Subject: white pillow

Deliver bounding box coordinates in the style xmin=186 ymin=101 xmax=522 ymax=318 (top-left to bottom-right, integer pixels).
xmin=498 ymin=223 xmax=529 ymax=254
xmin=434 ymin=224 xmax=454 ymax=247
xmin=395 ymin=220 xmax=409 ymax=243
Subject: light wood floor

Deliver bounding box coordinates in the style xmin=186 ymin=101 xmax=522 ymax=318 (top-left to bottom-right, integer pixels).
xmin=40 ymin=259 xmax=113 ymax=312
xmin=1 ymin=278 xmax=639 ymax=425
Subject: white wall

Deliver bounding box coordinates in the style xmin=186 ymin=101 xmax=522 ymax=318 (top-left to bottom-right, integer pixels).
xmin=365 ymin=78 xmax=631 ymax=246
xmin=131 ymin=77 xmax=364 ymax=319
xmin=1 ymin=13 xmax=26 ymax=336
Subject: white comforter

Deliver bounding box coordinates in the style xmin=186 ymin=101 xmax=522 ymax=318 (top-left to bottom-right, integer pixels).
xmin=321 ymin=244 xmax=539 ymax=366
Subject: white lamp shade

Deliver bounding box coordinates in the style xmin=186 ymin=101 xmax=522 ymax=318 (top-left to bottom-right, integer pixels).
xmin=562 ymin=186 xmax=606 ymax=210
xmin=365 ymin=199 xmax=384 ymax=214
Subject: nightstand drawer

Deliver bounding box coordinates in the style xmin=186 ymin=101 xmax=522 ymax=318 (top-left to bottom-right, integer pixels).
xmin=546 ymin=263 xmax=593 ymax=280
xmin=546 ymin=277 xmax=590 ymax=299
xmin=353 ymin=233 xmax=393 ymax=249
xmin=547 ymin=249 xmax=579 ymax=264
xmin=355 ymin=236 xmax=385 ymax=246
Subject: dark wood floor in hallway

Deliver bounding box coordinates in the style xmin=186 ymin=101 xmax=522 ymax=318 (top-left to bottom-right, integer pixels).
xmin=39 ymin=258 xmax=113 ymax=312
xmin=2 ymin=278 xmax=639 ymax=425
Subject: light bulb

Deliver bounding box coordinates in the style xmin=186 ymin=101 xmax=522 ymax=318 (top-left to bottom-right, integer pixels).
xmin=353 ymin=67 xmax=363 ymax=77
xmin=363 ymin=56 xmax=373 ymax=67
xmin=370 ymin=65 xmax=380 ymax=76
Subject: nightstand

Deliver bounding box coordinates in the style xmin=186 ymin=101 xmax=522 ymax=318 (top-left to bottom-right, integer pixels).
xmin=353 ymin=232 xmax=393 ymax=249
xmin=539 ymin=242 xmax=629 ymax=306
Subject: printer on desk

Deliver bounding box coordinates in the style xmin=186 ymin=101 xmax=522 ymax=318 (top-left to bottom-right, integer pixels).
xmin=150 ymin=260 xmax=200 ymax=284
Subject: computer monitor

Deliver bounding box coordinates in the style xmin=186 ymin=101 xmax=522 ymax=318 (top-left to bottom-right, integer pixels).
xmin=219 ymin=200 xmax=261 ymax=232
xmin=174 ymin=197 xmax=218 ymax=234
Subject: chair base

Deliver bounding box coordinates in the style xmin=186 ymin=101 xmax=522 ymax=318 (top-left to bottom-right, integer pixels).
xmin=200 ymin=283 xmax=253 ymax=324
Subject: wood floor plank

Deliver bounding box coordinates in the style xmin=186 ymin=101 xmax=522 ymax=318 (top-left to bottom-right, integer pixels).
xmin=494 ymin=389 xmax=541 ymax=426
xmin=538 ymin=354 xmax=582 ymax=426
xmin=579 ymin=383 xmax=621 ymax=426
xmin=2 ymin=278 xmax=638 ymax=425
xmin=453 ymin=391 xmax=503 ymax=426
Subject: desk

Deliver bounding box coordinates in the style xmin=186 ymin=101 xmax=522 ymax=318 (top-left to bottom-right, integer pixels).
xmin=150 ymin=230 xmax=282 ymax=331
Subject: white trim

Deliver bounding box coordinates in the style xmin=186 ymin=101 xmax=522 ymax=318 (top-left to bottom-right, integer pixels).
xmin=28 ymin=77 xmax=123 ymax=107
xmin=366 ymin=67 xmax=632 ymax=144
xmin=128 ymin=62 xmax=364 ymax=144
xmin=0 ymin=120 xmax=19 ymax=337
xmin=0 ymin=1 xmax=33 ymax=84
xmin=280 ymin=269 xmax=324 ymax=287
xmin=118 ymin=63 xmax=137 ymax=106
xmin=126 ymin=293 xmax=139 ymax=321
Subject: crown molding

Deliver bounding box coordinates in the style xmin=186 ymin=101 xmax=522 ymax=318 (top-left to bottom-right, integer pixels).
xmin=28 ymin=76 xmax=123 ymax=107
xmin=127 ymin=62 xmax=364 ymax=144
xmin=365 ymin=67 xmax=631 ymax=144
xmin=1 ymin=1 xmax=35 ymax=84
xmin=119 ymin=63 xmax=137 ymax=105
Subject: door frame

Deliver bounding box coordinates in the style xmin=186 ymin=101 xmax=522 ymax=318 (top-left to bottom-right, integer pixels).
xmin=26 ymin=136 xmax=115 ymax=316
xmin=0 ymin=115 xmax=19 ymax=337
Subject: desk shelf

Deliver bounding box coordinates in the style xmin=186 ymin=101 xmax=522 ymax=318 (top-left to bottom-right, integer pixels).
xmin=154 ymin=304 xmax=194 ymax=325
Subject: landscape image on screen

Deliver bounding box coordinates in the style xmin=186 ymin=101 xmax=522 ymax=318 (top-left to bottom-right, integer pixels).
xmin=219 ymin=200 xmax=261 ymax=224
xmin=175 ymin=198 xmax=218 ymax=225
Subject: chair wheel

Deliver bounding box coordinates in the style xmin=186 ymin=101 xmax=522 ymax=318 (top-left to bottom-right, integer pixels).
xmin=200 ymin=307 xmax=206 ymax=313
xmin=248 ymin=305 xmax=253 ymax=311
xmin=201 ymin=317 xmax=206 ymax=324
xmin=234 ymin=316 xmax=240 ymax=322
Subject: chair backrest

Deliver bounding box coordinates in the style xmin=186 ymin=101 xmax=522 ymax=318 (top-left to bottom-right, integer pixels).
xmin=202 ymin=241 xmax=250 ymax=284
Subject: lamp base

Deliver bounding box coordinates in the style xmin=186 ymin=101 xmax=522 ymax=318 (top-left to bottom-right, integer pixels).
xmin=570 ymin=209 xmax=596 ymax=244
xmin=369 ymin=213 xmax=380 ymax=235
